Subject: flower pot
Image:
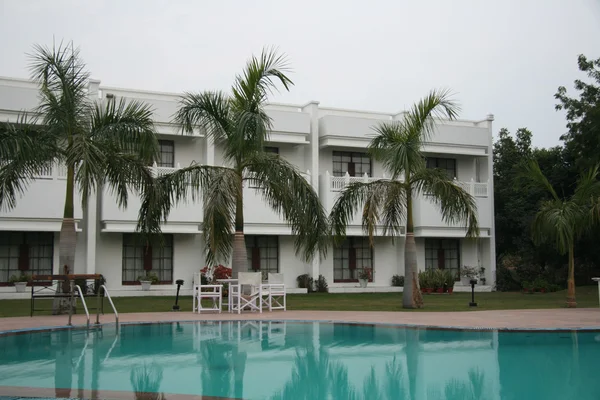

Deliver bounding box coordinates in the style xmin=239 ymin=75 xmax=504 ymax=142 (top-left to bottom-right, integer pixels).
xmin=14 ymin=282 xmax=27 ymax=293
xmin=447 ymin=287 xmax=454 ymax=294
xmin=140 ymin=281 xmax=152 ymax=291
xmin=426 ymin=288 xmax=433 ymax=294
xmin=436 ymin=288 xmax=443 ymax=293
xmin=421 ymin=288 xmax=427 ymax=294
xmin=540 ymin=289 xmax=546 ymax=293
xmin=358 ymin=279 xmax=367 ymax=288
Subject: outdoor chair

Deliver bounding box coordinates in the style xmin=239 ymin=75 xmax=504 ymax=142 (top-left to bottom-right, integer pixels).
xmin=230 ymin=272 xmax=263 ymax=314
xmin=261 ymin=273 xmax=286 ymax=311
xmin=193 ymin=273 xmax=223 ymax=314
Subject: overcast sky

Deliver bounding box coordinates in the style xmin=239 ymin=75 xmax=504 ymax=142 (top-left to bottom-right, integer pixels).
xmin=1 ymin=0 xmax=599 ymax=148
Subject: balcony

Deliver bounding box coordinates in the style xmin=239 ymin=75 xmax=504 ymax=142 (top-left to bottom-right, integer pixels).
xmin=100 ymin=164 xmax=203 ymax=234
xmin=0 ymin=161 xmax=83 ymax=231
xmin=320 ymin=171 xmax=491 ymax=236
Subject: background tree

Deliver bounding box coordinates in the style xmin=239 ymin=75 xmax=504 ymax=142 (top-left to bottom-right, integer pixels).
xmin=555 ymin=54 xmax=600 ymax=172
xmin=519 ymin=160 xmax=600 ymax=307
xmin=0 ymin=42 xmax=158 ymax=312
xmin=329 ymin=89 xmax=479 ymax=309
xmin=137 ymin=48 xmax=329 ymax=277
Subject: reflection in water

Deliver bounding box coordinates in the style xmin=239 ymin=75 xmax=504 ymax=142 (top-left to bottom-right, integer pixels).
xmin=0 ymin=321 xmax=599 ymax=399
xmin=130 ymin=362 xmax=165 ymax=400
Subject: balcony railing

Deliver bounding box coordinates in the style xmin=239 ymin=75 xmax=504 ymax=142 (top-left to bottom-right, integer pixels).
xmin=323 ymin=171 xmax=489 ymax=198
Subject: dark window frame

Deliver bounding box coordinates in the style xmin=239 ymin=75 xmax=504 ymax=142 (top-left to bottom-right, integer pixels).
xmin=332 ymin=151 xmax=372 ymax=177
xmin=245 ymin=236 xmax=279 ymax=280
xmin=333 ymin=237 xmax=373 ymax=283
xmin=122 ymin=234 xmax=173 ymax=285
xmin=426 ymin=157 xmax=457 ymax=179
xmin=425 ymin=239 xmax=460 ymax=281
xmin=157 ymin=140 xmax=175 ymax=168
xmin=0 ymin=232 xmax=54 ymax=285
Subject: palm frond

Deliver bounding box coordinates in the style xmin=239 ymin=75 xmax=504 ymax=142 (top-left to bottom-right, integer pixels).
xmin=329 ymin=179 xmax=407 ymax=244
xmin=411 ymin=168 xmax=479 ymax=237
xmin=90 ymin=98 xmax=158 ymax=163
xmin=0 ymin=116 xmax=60 ymax=210
xmin=28 ymin=41 xmax=91 ymax=137
xmin=517 ymin=159 xmax=560 ymax=200
xmin=173 ymin=91 xmax=231 ymax=142
xmin=369 ymin=122 xmax=424 ymax=179
xmin=135 ymin=164 xmax=238 ymax=263
xmin=404 ymin=88 xmax=460 ymax=142
xmin=245 ymin=152 xmax=328 ymax=261
xmin=531 ymin=199 xmax=582 ymax=254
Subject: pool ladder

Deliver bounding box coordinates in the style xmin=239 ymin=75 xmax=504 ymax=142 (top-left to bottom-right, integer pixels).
xmin=67 ymin=284 xmax=119 ymax=330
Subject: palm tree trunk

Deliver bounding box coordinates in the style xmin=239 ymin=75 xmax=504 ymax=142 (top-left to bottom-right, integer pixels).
xmin=566 ymin=243 xmax=576 ymax=308
xmin=231 ymin=173 xmax=248 ymax=279
xmin=53 ymin=163 xmax=77 ymax=314
xmin=403 ymin=186 xmax=423 ymax=309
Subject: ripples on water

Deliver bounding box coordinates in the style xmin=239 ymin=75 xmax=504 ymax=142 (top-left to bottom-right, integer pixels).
xmin=0 ymin=321 xmax=599 ymax=399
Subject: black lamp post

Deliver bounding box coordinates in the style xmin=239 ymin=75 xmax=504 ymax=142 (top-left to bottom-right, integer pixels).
xmin=173 ymin=279 xmax=184 ymax=311
xmin=469 ymin=279 xmax=478 ymax=307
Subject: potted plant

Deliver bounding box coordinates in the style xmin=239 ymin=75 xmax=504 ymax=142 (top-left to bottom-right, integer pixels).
xmin=138 ymin=272 xmax=159 ymax=291
xmin=391 ymin=275 xmax=404 ymax=287
xmin=419 ymin=271 xmax=434 ymax=294
xmin=9 ymin=273 xmax=31 ymax=293
xmin=478 ymin=267 xmax=486 ymax=285
xmin=358 ymin=268 xmax=371 ymax=288
xmin=434 ymin=269 xmax=444 ymax=293
xmin=460 ymin=266 xmax=478 ymax=285
xmin=444 ymin=269 xmax=455 ymax=294
xmin=521 ymin=281 xmax=533 ymax=294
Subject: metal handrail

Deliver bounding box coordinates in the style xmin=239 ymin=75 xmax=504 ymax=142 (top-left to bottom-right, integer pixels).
xmin=100 ymin=285 xmax=119 ymax=328
xmin=74 ymin=285 xmax=90 ymax=328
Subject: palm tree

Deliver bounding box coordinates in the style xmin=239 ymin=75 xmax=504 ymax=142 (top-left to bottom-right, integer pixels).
xmin=520 ymin=160 xmax=600 ymax=307
xmin=329 ymin=89 xmax=479 ymax=308
xmin=0 ymin=42 xmax=158 ymax=312
xmin=137 ymin=48 xmax=329 ymax=277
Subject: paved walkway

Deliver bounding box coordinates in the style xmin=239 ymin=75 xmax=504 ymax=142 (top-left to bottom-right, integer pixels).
xmin=1 ymin=308 xmax=600 ymax=332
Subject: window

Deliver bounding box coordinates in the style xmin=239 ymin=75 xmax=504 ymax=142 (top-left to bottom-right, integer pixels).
xmin=122 ymin=234 xmax=173 ymax=284
xmin=333 ymin=237 xmax=373 ymax=282
xmin=245 ymin=236 xmax=278 ymax=279
xmin=0 ymin=232 xmax=53 ymax=283
xmin=158 ymin=140 xmax=175 ymax=168
xmin=332 ymin=151 xmax=371 ymax=177
xmin=264 ymin=146 xmax=279 ymax=154
xmin=426 ymin=157 xmax=456 ymax=179
xmin=425 ymin=239 xmax=460 ymax=280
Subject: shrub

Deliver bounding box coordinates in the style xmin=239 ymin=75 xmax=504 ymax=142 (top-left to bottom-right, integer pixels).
xmin=315 ymin=275 xmax=329 ymax=293
xmin=200 ymin=265 xmax=232 ymax=283
xmin=358 ymin=268 xmax=372 ymax=280
xmin=138 ymin=272 xmax=159 ymax=284
xmin=9 ymin=274 xmax=31 ymax=283
xmin=442 ymin=269 xmax=455 ymax=288
xmin=391 ymin=275 xmax=404 ymax=287
xmin=296 ymin=274 xmax=314 ymax=293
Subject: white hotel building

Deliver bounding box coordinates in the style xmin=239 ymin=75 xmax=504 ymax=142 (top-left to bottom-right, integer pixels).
xmin=0 ymin=77 xmax=496 ymax=298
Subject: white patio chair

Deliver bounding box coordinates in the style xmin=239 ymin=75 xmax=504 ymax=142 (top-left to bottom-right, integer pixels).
xmin=230 ymin=272 xmax=262 ymax=314
xmin=195 ymin=284 xmax=223 ymax=314
xmin=261 ymin=273 xmax=286 ymax=311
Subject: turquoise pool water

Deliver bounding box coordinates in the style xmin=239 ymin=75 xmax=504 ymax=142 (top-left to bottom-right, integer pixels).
xmin=0 ymin=321 xmax=599 ymax=399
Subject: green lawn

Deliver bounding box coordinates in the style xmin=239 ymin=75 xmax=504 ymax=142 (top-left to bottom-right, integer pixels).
xmin=1 ymin=286 xmax=598 ymax=318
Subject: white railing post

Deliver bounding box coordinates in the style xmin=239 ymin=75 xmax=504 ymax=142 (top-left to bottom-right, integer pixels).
xmin=344 ymin=171 xmax=350 ymax=188
xmin=176 ymin=162 xmax=181 ymax=170
xmin=363 ymin=172 xmax=369 ymax=183
xmin=470 ymin=178 xmax=475 ymax=196
xmin=152 ymin=161 xmax=158 ymax=178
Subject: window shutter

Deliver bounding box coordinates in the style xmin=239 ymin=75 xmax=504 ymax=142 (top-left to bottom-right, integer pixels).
xmin=143 ymin=246 xmax=153 ymax=271
xmin=18 ymin=244 xmax=29 ymax=271
xmin=252 ymin=247 xmax=261 ymax=271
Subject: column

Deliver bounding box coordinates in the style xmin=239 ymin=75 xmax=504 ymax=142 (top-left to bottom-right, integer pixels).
xmin=85 ymin=80 xmax=101 ymax=275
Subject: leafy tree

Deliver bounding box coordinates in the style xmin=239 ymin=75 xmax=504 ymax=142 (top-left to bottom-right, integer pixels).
xmin=0 ymin=42 xmax=158 ymax=312
xmin=555 ymin=54 xmax=600 ymax=171
xmin=137 ymin=49 xmax=329 ymax=277
xmin=519 ymin=160 xmax=600 ymax=307
xmin=329 ymin=89 xmax=479 ymax=309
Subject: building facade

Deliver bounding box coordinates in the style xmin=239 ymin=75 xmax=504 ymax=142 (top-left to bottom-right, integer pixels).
xmin=0 ymin=77 xmax=496 ymax=298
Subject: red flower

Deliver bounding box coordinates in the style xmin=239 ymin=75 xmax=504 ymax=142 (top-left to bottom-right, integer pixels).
xmin=200 ymin=265 xmax=232 ymax=281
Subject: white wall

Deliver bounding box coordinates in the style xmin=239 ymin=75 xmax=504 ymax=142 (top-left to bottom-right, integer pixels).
xmin=279 ymin=236 xmax=311 ymax=288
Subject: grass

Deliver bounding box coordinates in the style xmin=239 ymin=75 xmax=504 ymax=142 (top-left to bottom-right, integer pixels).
xmin=1 ymin=286 xmax=597 ymax=318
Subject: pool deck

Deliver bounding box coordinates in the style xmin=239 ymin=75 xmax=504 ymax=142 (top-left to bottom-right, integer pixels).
xmin=1 ymin=308 xmax=600 ymax=332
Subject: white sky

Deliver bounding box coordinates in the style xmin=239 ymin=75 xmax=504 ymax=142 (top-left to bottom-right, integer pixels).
xmin=1 ymin=0 xmax=599 ymax=148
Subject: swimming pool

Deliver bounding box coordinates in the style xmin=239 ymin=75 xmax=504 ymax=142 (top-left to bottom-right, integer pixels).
xmin=0 ymin=321 xmax=599 ymax=399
